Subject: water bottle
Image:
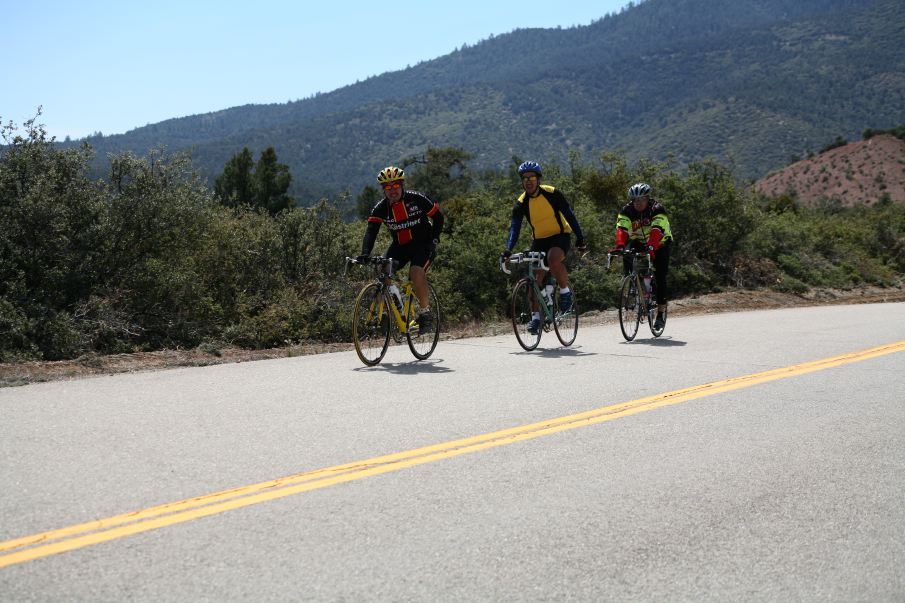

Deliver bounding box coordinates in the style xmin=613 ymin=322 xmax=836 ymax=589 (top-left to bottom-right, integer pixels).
xmin=544 ymin=283 xmax=555 ymax=307
xmin=387 ymin=284 xmax=403 ymax=310
xmin=643 ymin=275 xmax=652 ymax=299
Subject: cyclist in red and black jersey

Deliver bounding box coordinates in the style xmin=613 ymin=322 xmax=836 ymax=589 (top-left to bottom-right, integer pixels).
xmin=358 ymin=166 xmax=444 ymax=330
xmin=611 ymin=182 xmax=674 ymax=331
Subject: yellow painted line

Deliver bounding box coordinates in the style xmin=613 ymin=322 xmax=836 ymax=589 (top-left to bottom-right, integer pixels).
xmin=2 ymin=340 xmax=904 ymax=569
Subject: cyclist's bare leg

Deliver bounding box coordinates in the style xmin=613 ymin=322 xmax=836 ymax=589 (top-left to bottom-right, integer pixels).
xmin=410 ymin=265 xmax=429 ymax=309
xmin=546 ymin=246 xmax=569 ymax=289
xmin=533 ymin=268 xmax=546 ymax=287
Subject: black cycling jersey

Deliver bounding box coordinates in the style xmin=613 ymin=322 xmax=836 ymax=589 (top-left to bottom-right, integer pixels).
xmin=361 ymin=189 xmax=443 ymax=255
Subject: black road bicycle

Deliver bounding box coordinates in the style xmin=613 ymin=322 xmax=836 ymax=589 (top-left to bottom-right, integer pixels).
xmin=607 ymin=249 xmax=666 ymax=341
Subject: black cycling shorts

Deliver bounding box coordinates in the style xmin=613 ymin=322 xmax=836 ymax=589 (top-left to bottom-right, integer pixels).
xmin=531 ymin=233 xmax=571 ymax=255
xmin=385 ymin=240 xmax=433 ymax=271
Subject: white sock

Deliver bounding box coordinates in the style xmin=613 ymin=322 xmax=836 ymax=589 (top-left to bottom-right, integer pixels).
xmin=532 ymin=312 xmax=541 ymax=320
xmin=560 ymin=287 xmax=571 ymax=294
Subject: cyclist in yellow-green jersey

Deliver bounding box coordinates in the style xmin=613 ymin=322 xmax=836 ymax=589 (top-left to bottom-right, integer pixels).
xmin=611 ymin=182 xmax=673 ymax=331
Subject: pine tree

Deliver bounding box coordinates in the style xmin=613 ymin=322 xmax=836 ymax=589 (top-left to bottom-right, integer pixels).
xmin=214 ymin=147 xmax=254 ymax=208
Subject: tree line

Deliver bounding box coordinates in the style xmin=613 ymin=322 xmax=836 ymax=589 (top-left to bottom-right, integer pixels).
xmin=2 ymin=117 xmax=903 ymax=362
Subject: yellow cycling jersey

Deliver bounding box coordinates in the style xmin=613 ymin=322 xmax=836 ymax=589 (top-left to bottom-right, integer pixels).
xmin=518 ymin=185 xmax=573 ymax=239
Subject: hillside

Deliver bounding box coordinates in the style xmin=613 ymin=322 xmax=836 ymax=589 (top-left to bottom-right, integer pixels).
xmin=61 ymin=0 xmax=905 ymax=206
xmin=756 ymin=134 xmax=905 ymax=206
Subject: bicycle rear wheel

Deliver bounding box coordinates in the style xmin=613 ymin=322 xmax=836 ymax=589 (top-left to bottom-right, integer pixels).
xmin=406 ymin=283 xmax=440 ymax=360
xmin=553 ymin=288 xmax=578 ymax=346
xmin=511 ymin=278 xmax=542 ymax=351
xmin=352 ymin=283 xmax=390 ymax=365
xmin=647 ymin=279 xmax=666 ymax=337
xmin=618 ymin=275 xmax=641 ymax=341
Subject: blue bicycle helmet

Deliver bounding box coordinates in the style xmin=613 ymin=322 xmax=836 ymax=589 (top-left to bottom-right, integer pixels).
xmin=517 ymin=161 xmax=542 ymax=177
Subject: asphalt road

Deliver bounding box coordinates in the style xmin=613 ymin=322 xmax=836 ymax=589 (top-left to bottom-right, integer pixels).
xmin=2 ymin=303 xmax=904 ymax=601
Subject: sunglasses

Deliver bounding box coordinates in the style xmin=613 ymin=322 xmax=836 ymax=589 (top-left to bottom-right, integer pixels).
xmin=521 ymin=175 xmax=538 ymax=182
xmin=382 ymin=182 xmax=402 ymax=190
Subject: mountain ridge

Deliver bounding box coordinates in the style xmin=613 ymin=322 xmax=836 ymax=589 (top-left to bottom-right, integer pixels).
xmin=63 ymin=0 xmax=905 ymax=205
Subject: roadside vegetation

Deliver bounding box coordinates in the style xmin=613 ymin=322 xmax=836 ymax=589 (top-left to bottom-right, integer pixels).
xmin=2 ymin=118 xmax=904 ymax=362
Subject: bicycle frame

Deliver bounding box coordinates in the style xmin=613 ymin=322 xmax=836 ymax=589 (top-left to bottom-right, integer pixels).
xmin=352 ymin=259 xmax=415 ymax=336
xmin=632 ymin=254 xmax=655 ymax=314
xmin=500 ymin=252 xmax=556 ymax=322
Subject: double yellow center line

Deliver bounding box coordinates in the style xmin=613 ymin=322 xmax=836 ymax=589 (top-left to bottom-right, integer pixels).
xmin=2 ymin=340 xmax=904 ymax=569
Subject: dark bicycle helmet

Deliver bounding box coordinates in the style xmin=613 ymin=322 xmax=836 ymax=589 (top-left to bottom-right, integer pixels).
xmin=629 ymin=182 xmax=652 ymax=199
xmin=517 ymin=161 xmax=542 ymax=177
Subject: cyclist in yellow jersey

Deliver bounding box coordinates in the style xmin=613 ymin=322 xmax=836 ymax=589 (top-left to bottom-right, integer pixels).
xmin=501 ymin=161 xmax=586 ymax=335
xmin=611 ymin=182 xmax=673 ymax=331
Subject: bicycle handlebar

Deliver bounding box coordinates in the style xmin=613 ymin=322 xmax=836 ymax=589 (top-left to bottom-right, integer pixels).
xmin=605 ymin=249 xmax=651 ymax=271
xmin=344 ymin=255 xmax=400 ymax=277
xmin=500 ymin=251 xmax=549 ymax=275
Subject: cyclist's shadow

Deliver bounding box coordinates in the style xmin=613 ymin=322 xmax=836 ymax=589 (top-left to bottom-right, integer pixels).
xmin=353 ymin=359 xmax=454 ymax=374
xmin=622 ymin=336 xmax=687 ymax=347
xmin=521 ymin=346 xmax=597 ymax=358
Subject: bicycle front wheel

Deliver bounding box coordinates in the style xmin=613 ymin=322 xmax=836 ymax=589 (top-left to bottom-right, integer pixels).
xmin=511 ymin=278 xmax=542 ymax=351
xmin=405 ymin=283 xmax=440 ymax=360
xmin=352 ymin=283 xmax=390 ymax=366
xmin=553 ymin=288 xmax=578 ymax=346
xmin=618 ymin=275 xmax=641 ymax=341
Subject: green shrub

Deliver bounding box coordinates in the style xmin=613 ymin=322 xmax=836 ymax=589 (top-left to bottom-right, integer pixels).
xmin=771 ymin=275 xmax=809 ymax=294
xmin=2 ymin=117 xmax=903 ymax=361
xmin=0 ymin=299 xmax=39 ymax=362
xmin=669 ymin=263 xmax=713 ymax=296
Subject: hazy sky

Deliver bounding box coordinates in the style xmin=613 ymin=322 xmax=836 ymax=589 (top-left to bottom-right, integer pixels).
xmin=3 ymin=1 xmax=631 ymax=140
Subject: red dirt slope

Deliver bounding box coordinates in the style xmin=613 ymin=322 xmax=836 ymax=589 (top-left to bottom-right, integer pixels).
xmin=756 ymin=134 xmax=905 ymax=207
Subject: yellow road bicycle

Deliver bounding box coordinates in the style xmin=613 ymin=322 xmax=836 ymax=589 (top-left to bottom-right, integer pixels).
xmin=344 ymin=256 xmax=440 ymax=366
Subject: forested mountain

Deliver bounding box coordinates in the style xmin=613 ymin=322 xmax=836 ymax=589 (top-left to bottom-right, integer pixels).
xmin=65 ymin=0 xmax=904 ymax=206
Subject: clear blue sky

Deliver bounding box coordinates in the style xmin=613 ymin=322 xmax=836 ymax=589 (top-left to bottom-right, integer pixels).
xmin=3 ymin=1 xmax=630 ymax=140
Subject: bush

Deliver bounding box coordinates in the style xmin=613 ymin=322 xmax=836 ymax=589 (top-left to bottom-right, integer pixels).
xmin=669 ymin=263 xmax=714 ymax=296
xmin=0 ymin=298 xmax=39 ymax=362
xmin=2 ymin=118 xmax=903 ymax=361
xmin=772 ymin=275 xmax=809 ymax=294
